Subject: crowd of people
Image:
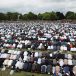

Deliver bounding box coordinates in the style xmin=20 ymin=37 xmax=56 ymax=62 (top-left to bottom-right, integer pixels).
xmin=0 ymin=21 xmax=76 ymax=76
xmin=0 ymin=21 xmax=76 ymax=51
xmin=0 ymin=49 xmax=76 ymax=76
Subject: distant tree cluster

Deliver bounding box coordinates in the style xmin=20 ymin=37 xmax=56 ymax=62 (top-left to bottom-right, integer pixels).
xmin=0 ymin=11 xmax=76 ymax=21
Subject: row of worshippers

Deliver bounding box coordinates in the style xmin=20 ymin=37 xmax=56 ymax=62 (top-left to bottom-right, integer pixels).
xmin=1 ymin=59 xmax=76 ymax=76
xmin=0 ymin=49 xmax=76 ymax=75
xmin=1 ymin=39 xmax=76 ymax=51
xmin=0 ymin=22 xmax=76 ymax=51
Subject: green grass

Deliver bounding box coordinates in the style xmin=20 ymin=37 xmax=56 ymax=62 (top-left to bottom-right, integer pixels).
xmin=60 ymin=50 xmax=76 ymax=55
xmin=0 ymin=69 xmax=52 ymax=76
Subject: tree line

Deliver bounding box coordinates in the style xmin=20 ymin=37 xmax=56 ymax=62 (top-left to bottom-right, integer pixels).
xmin=0 ymin=11 xmax=76 ymax=21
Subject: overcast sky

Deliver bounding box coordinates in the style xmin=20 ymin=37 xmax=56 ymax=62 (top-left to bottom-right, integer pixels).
xmin=0 ymin=0 xmax=76 ymax=14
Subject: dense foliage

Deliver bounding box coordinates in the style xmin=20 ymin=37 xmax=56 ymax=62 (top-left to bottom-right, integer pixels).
xmin=0 ymin=11 xmax=76 ymax=21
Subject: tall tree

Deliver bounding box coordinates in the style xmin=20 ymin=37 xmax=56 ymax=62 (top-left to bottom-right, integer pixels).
xmin=23 ymin=14 xmax=28 ymax=20
xmin=65 ymin=11 xmax=75 ymax=20
xmin=0 ymin=13 xmax=6 ymax=20
xmin=42 ymin=12 xmax=51 ymax=20
xmin=27 ymin=12 xmax=37 ymax=20
xmin=37 ymin=13 xmax=43 ymax=20
xmin=56 ymin=12 xmax=65 ymax=20
xmin=50 ymin=12 xmax=57 ymax=20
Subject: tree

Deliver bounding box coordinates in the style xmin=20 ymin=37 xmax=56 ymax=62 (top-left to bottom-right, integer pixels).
xmin=56 ymin=12 xmax=65 ymax=20
xmin=6 ymin=12 xmax=20 ymax=21
xmin=1 ymin=11 xmax=76 ymax=21
xmin=23 ymin=14 xmax=28 ymax=20
xmin=65 ymin=11 xmax=75 ymax=20
xmin=37 ymin=13 xmax=43 ymax=20
xmin=11 ymin=12 xmax=19 ymax=21
xmin=50 ymin=12 xmax=57 ymax=20
xmin=74 ymin=13 xmax=76 ymax=19
xmin=6 ymin=12 xmax=12 ymax=20
xmin=0 ymin=13 xmax=6 ymax=20
xmin=42 ymin=12 xmax=51 ymax=20
xmin=27 ymin=12 xmax=37 ymax=20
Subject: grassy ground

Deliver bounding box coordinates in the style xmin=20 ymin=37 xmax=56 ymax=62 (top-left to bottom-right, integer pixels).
xmin=0 ymin=69 xmax=52 ymax=76
xmin=60 ymin=50 xmax=76 ymax=55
